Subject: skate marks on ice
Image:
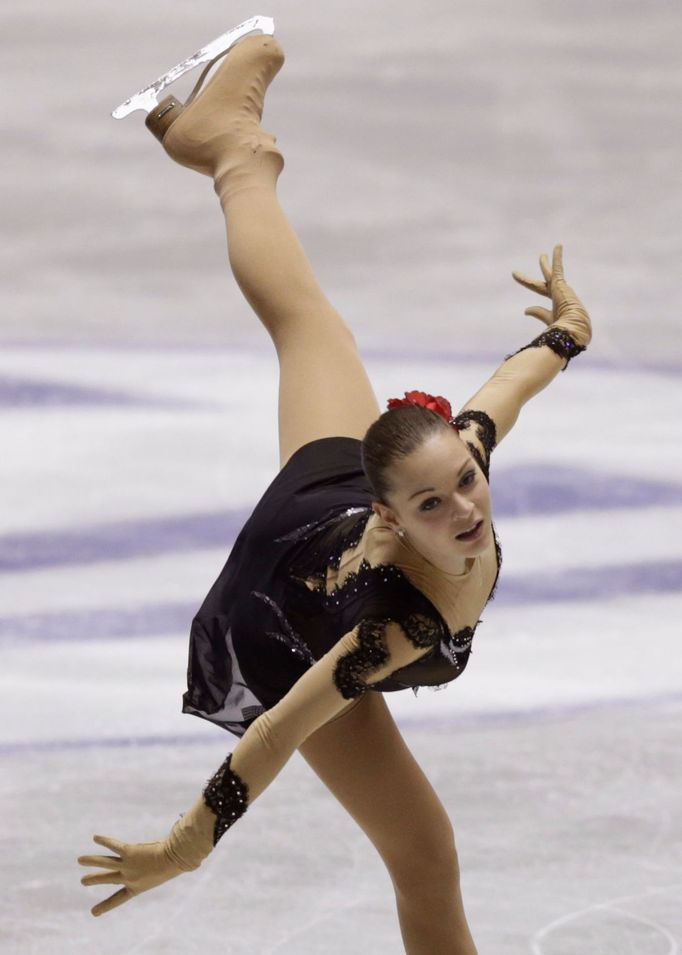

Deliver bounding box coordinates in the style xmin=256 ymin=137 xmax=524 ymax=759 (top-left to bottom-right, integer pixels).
xmin=530 ymin=884 xmax=681 ymax=955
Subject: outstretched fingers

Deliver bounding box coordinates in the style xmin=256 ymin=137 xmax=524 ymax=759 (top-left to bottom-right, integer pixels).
xmin=524 ymin=305 xmax=553 ymax=325
xmin=93 ymin=834 xmax=127 ymax=854
xmin=78 ymin=834 xmax=127 ymax=869
xmin=77 ymin=853 xmax=122 ymax=868
xmin=512 ymin=243 xmax=564 ymax=297
xmin=81 ymin=869 xmax=125 ymax=886
xmin=552 ymin=243 xmax=564 ymax=278
xmin=91 ymin=887 xmax=134 ymax=917
xmin=511 ymin=268 xmax=548 ymax=296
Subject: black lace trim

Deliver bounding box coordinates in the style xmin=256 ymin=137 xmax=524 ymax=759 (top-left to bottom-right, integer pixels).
xmin=464 ymin=441 xmax=489 ymax=483
xmin=333 ymin=611 xmax=441 ymax=700
xmin=403 ymin=611 xmax=443 ymax=649
xmin=202 ymin=751 xmax=250 ymax=846
xmin=452 ymin=409 xmax=497 ymax=481
xmin=504 ymin=327 xmax=586 ymax=370
xmin=486 ymin=520 xmax=503 ymax=604
xmin=333 ymin=618 xmax=388 ymax=700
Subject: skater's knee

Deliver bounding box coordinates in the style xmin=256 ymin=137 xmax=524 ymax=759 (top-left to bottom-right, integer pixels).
xmin=387 ymin=816 xmax=461 ymax=899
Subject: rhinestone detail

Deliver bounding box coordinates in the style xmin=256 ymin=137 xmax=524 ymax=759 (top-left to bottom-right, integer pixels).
xmin=202 ymin=751 xmax=249 ymax=846
xmin=504 ymin=326 xmax=586 ymax=370
xmin=250 ymin=590 xmax=317 ymax=666
xmin=273 ymin=506 xmax=371 ymax=544
xmin=315 ymin=558 xmax=404 ymax=603
xmin=285 ymin=498 xmax=503 ymax=695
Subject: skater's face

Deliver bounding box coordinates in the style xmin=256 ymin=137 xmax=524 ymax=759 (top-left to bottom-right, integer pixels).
xmin=372 ymin=429 xmax=492 ymax=568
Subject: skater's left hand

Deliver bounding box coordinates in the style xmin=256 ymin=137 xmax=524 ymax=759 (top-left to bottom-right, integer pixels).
xmin=511 ymin=243 xmax=592 ymax=348
xmin=77 ymin=833 xmax=187 ymax=917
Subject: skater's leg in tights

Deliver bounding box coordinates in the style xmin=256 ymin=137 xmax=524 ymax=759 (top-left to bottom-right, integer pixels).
xmin=299 ymin=692 xmax=479 ymax=955
xmin=215 ymin=135 xmax=381 ymax=470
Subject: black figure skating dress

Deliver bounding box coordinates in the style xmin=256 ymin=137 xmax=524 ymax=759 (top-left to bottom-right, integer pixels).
xmin=182 ymin=328 xmax=586 ymax=740
xmin=182 ymin=413 xmax=501 ymax=739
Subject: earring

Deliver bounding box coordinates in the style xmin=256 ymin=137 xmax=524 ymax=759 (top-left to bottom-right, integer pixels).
xmin=397 ymin=528 xmax=405 ymax=537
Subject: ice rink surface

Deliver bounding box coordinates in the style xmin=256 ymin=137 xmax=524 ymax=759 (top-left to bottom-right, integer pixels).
xmin=2 ymin=0 xmax=681 ymax=952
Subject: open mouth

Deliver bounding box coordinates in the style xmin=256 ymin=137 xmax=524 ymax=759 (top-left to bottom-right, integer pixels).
xmin=455 ymin=519 xmax=484 ymax=541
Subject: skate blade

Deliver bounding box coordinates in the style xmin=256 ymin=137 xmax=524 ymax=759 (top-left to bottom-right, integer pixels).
xmin=112 ymin=14 xmax=275 ymax=119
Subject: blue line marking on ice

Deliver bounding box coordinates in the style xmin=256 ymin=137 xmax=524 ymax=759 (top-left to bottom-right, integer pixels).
xmin=0 ymin=601 xmax=198 ymax=642
xmin=1 ymin=466 xmax=680 ymax=572
xmin=0 ymin=556 xmax=680 ymax=644
xmin=489 ymin=465 xmax=682 ymax=515
xmin=0 ymin=374 xmax=219 ymax=410
xmin=1 ymin=339 xmax=680 ymax=376
xmin=1 ymin=691 xmax=680 ymax=756
xmin=0 ymin=509 xmax=252 ymax=571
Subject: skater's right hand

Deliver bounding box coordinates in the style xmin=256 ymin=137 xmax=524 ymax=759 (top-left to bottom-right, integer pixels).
xmin=78 ymin=832 xmax=189 ymax=917
xmin=78 ymin=792 xmax=218 ymax=916
xmin=511 ymin=244 xmax=592 ymax=348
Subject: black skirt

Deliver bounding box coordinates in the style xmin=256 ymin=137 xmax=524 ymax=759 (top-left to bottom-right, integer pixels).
xmin=181 ymin=436 xmax=379 ymax=739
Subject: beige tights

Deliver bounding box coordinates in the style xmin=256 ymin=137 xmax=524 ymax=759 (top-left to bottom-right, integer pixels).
xmin=300 ymin=691 xmax=479 ymax=955
xmin=212 ymin=132 xmax=381 ymax=470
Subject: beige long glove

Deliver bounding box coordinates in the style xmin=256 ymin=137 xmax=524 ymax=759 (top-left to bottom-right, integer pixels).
xmin=456 ymin=243 xmax=592 ymax=448
xmin=78 ymin=617 xmax=439 ymax=916
xmin=77 ymin=796 xmax=218 ymax=917
xmin=511 ymin=242 xmax=592 ymax=349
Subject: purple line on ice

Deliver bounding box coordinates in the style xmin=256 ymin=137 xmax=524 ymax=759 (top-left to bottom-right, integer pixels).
xmin=0 ymin=374 xmax=218 ymax=409
xmin=1 ymin=466 xmax=681 ymax=572
xmin=1 ymin=690 xmax=681 ymax=756
xmin=0 ymin=509 xmax=252 ymax=571
xmin=1 ymin=339 xmax=680 ymax=376
xmin=0 ymin=556 xmax=680 ymax=644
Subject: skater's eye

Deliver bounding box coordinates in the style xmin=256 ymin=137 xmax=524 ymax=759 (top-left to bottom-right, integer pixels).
xmin=418 ymin=471 xmax=476 ymax=512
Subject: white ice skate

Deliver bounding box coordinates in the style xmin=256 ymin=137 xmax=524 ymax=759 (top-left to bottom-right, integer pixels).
xmin=111 ymin=14 xmax=275 ymax=119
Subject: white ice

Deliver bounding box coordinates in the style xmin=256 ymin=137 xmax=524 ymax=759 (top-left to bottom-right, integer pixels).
xmin=2 ymin=0 xmax=682 ymax=951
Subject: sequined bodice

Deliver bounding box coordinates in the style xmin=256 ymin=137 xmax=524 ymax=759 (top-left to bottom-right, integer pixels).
xmin=281 ymin=505 xmax=501 ymax=693
xmin=270 ymin=408 xmax=503 ymax=694
xmin=291 ymin=509 xmax=501 ymax=636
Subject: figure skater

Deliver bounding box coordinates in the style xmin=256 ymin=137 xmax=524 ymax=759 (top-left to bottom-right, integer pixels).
xmin=77 ymin=22 xmax=592 ymax=955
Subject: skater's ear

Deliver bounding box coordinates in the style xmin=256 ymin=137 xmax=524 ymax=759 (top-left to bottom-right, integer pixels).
xmin=371 ymin=500 xmax=398 ymax=527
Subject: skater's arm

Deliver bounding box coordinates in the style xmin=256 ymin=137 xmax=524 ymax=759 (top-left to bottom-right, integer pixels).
xmin=456 ymin=244 xmax=591 ymax=449
xmin=78 ymin=609 xmax=441 ymax=914
xmin=170 ymin=614 xmax=440 ymax=859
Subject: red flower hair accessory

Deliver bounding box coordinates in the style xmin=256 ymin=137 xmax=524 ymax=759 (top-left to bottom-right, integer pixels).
xmin=386 ymin=390 xmax=459 ymax=430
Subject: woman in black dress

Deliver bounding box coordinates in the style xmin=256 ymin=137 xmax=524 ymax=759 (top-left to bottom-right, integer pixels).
xmin=78 ymin=24 xmax=591 ymax=954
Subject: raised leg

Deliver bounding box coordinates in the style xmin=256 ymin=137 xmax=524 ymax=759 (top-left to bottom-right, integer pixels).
xmin=216 ymin=139 xmax=381 ymax=469
xmin=299 ymin=692 xmax=479 ymax=955
xmin=153 ymin=35 xmax=381 ymax=467
xmin=154 ymin=35 xmax=381 ymax=468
